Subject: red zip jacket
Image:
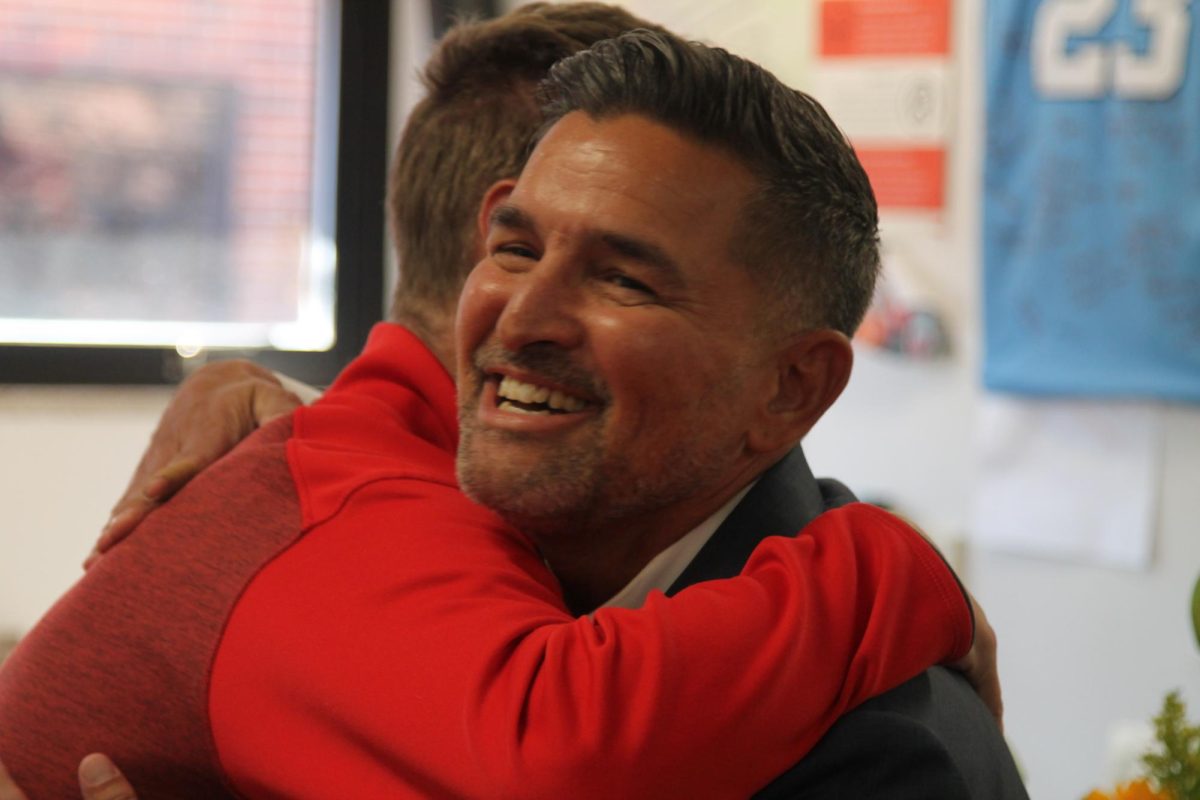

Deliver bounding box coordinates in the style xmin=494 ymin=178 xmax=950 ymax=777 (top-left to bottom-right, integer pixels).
xmin=0 ymin=323 xmax=970 ymax=799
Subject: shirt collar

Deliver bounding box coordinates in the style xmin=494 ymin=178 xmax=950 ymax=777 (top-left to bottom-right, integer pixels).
xmin=600 ymin=482 xmax=756 ymax=611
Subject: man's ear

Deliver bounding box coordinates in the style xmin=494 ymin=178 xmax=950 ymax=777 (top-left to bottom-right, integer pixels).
xmin=476 ymin=179 xmax=518 ymax=244
xmin=747 ymin=329 xmax=854 ymax=453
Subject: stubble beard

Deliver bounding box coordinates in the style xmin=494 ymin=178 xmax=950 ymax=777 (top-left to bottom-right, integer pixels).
xmin=456 ymin=395 xmax=742 ymax=547
xmin=457 ymin=341 xmax=614 ymax=538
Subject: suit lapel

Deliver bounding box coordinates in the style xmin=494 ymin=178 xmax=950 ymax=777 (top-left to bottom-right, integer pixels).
xmin=666 ymin=446 xmax=853 ymax=595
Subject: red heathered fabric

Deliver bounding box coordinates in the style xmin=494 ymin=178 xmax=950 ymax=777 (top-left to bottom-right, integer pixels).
xmin=210 ymin=323 xmax=972 ymax=800
xmin=0 ymin=416 xmax=300 ymax=798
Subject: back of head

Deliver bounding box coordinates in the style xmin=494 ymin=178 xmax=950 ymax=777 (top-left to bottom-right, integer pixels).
xmin=388 ymin=3 xmax=663 ymax=325
xmin=538 ymin=29 xmax=881 ymax=336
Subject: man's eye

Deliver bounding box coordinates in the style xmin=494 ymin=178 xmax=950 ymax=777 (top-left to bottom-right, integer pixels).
xmin=495 ymin=243 xmax=537 ymax=260
xmin=605 ymin=273 xmax=655 ymax=296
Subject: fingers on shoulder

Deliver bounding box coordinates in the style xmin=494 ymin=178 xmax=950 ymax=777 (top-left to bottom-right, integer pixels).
xmin=79 ymin=754 xmax=137 ymax=800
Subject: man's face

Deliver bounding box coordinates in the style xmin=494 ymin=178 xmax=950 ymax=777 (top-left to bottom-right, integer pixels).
xmin=455 ymin=112 xmax=779 ymax=545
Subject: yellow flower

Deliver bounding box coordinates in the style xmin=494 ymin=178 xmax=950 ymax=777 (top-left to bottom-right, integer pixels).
xmin=1084 ymin=779 xmax=1170 ymax=800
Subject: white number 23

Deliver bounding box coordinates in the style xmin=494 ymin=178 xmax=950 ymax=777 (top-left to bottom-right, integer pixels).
xmin=1032 ymin=0 xmax=1193 ymax=99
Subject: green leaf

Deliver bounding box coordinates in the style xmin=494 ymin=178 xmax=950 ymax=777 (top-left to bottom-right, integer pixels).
xmin=1142 ymin=691 xmax=1200 ymax=800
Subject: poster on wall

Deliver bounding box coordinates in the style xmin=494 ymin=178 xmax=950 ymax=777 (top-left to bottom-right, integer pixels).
xmin=984 ymin=0 xmax=1200 ymax=402
xmin=813 ymin=0 xmax=953 ymax=213
xmin=812 ymin=0 xmax=958 ymax=359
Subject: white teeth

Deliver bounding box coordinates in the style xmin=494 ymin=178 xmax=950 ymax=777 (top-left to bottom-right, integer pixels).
xmin=498 ymin=401 xmax=546 ymax=415
xmin=553 ymin=392 xmax=585 ymax=412
xmin=497 ymin=375 xmax=587 ymax=412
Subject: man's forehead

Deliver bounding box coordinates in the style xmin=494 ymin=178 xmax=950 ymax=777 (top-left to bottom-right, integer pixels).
xmin=524 ymin=112 xmax=751 ymax=185
xmin=516 ymin=113 xmax=644 ymax=205
xmin=512 ymin=112 xmax=756 ymax=231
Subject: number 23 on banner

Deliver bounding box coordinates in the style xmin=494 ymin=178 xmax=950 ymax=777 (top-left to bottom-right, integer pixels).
xmin=1032 ymin=0 xmax=1193 ymax=100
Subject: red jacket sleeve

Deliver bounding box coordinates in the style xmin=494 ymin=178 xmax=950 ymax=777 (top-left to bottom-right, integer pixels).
xmin=211 ymin=480 xmax=971 ymax=800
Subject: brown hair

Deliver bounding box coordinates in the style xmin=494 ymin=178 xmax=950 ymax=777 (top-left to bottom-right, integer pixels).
xmin=386 ymin=3 xmax=662 ymax=323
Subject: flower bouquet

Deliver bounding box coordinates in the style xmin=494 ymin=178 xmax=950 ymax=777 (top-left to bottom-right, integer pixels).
xmin=1086 ymin=574 xmax=1200 ymax=800
xmin=1084 ymin=692 xmax=1199 ymax=800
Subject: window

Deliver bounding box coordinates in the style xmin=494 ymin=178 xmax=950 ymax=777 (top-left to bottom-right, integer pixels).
xmin=0 ymin=0 xmax=389 ymax=384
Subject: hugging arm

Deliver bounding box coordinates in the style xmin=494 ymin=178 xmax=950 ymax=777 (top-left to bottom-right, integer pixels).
xmin=97 ymin=362 xmax=1000 ymax=725
xmin=78 ymin=362 xmax=998 ymax=799
xmin=89 ymin=360 xmax=310 ymax=565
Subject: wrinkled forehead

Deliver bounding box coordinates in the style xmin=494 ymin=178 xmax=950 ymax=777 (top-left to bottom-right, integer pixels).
xmin=511 ymin=111 xmax=757 ymax=245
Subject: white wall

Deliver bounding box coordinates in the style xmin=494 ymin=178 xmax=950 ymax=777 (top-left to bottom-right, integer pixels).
xmin=969 ymin=406 xmax=1200 ymax=799
xmin=3 ymin=3 xmax=1199 ymax=798
xmin=0 ymin=387 xmax=170 ymax=634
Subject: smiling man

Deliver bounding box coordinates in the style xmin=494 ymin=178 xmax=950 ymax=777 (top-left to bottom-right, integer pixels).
xmin=458 ymin=113 xmax=812 ymax=613
xmin=452 ymin=30 xmax=1028 ymax=798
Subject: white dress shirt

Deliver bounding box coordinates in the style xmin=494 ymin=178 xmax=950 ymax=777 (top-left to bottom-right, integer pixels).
xmin=601 ymin=482 xmax=756 ymax=611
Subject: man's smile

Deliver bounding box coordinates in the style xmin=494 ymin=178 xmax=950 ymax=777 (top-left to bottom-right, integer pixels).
xmin=495 ymin=374 xmax=589 ymax=414
xmin=473 ymin=368 xmax=601 ymax=434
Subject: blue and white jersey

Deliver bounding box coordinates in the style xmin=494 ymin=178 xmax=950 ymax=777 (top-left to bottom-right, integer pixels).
xmin=984 ymin=0 xmax=1200 ymax=401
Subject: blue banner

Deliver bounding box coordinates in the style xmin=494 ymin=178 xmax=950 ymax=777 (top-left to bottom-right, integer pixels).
xmin=984 ymin=0 xmax=1200 ymax=402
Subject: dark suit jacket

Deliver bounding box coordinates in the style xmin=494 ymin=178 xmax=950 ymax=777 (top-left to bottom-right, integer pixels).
xmin=666 ymin=447 xmax=1028 ymax=799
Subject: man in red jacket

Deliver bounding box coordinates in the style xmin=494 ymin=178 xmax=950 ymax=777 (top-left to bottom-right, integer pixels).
xmin=0 ymin=8 xmax=1010 ymax=800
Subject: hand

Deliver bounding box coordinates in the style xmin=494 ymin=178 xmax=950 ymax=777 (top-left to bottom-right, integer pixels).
xmin=948 ymin=591 xmax=1003 ymax=732
xmin=77 ymin=755 xmax=137 ymax=800
xmin=86 ymin=359 xmax=303 ymax=568
xmin=0 ymin=754 xmax=137 ymax=800
xmin=0 ymin=755 xmax=28 ymax=800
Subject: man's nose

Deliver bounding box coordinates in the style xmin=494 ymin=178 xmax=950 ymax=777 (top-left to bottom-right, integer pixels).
xmin=494 ymin=261 xmax=585 ymax=353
